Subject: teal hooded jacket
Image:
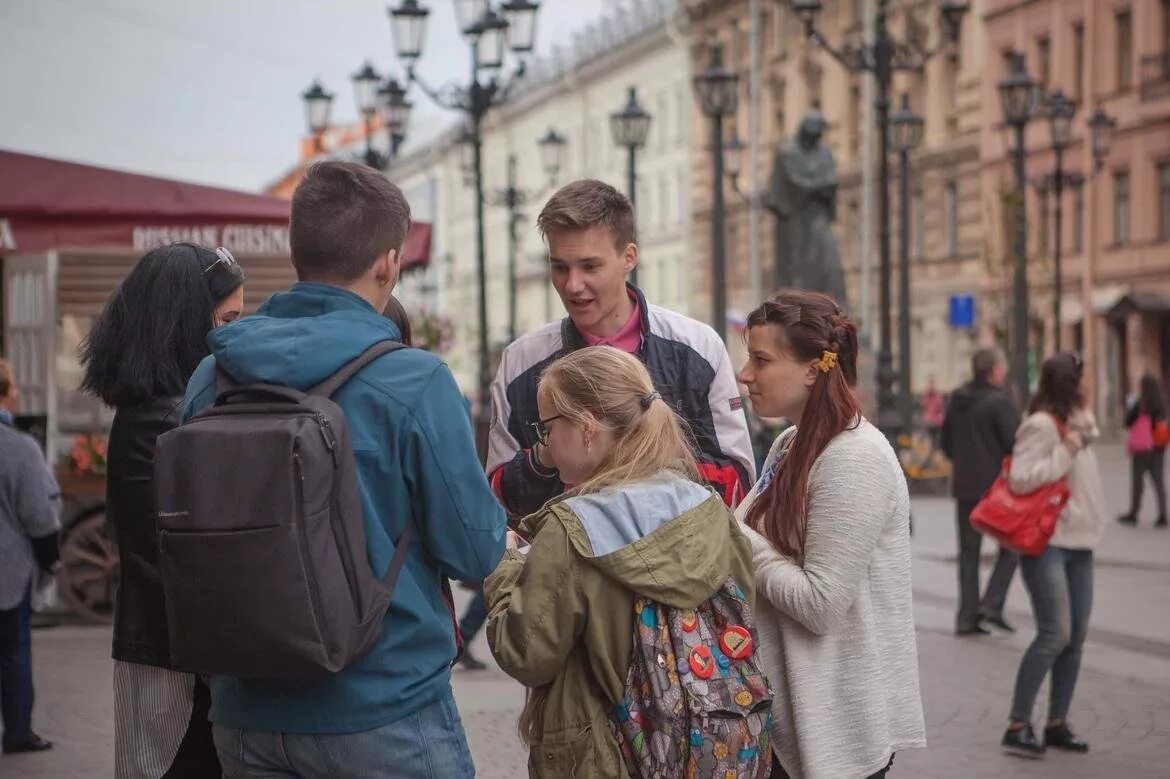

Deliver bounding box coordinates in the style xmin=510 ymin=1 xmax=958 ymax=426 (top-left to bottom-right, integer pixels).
xmin=180 ymin=282 xmax=506 ymax=734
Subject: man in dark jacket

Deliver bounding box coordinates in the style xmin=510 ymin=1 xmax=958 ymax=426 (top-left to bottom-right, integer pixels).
xmin=941 ymin=348 xmax=1021 ymax=635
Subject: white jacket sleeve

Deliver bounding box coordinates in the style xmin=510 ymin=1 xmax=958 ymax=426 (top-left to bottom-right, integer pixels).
xmin=485 ymin=345 xmax=519 ymax=475
xmin=707 ymin=343 xmax=757 ymax=484
xmin=1008 ymin=414 xmax=1075 ymax=494
xmin=744 ymin=438 xmax=896 ymax=635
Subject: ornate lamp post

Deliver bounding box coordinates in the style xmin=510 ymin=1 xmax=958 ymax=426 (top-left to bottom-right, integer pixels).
xmin=482 ymin=129 xmax=566 ymax=342
xmin=693 ymin=45 xmax=739 ymax=343
xmin=997 ymin=51 xmax=1042 ymax=404
xmin=791 ymin=0 xmax=967 ymax=438
xmin=610 ymin=87 xmax=652 ymax=286
xmin=888 ymin=94 xmax=924 ymax=437
xmin=302 ymin=80 xmax=334 ymax=153
xmin=301 ymin=63 xmax=410 ymax=170
xmin=388 ymin=0 xmax=541 ymax=454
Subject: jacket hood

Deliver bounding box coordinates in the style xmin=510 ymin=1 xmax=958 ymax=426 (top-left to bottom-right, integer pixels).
xmin=207 ymin=283 xmax=401 ymax=390
xmin=531 ymin=473 xmax=737 ymax=609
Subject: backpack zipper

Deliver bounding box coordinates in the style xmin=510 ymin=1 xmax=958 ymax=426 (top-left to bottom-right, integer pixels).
xmin=292 ymin=453 xmax=327 ymax=643
xmin=314 ymin=413 xmax=339 ymax=467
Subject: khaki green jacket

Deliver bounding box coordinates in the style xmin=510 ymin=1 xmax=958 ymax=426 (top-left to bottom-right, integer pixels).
xmin=485 ymin=473 xmax=757 ymax=778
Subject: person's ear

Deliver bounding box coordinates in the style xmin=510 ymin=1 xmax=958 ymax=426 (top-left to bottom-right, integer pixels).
xmin=375 ymin=249 xmax=399 ymax=287
xmin=622 ymin=243 xmax=638 ymax=276
xmin=804 ymin=360 xmax=821 ymax=388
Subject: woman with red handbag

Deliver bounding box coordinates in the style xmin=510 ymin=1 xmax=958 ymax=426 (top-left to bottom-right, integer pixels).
xmin=1001 ymin=353 xmax=1106 ymax=759
xmin=1118 ymin=373 xmax=1168 ymax=528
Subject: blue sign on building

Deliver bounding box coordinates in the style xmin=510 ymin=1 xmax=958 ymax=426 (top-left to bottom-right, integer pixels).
xmin=949 ymin=294 xmax=976 ymax=329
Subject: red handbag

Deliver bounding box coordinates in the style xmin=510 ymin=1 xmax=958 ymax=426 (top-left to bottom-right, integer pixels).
xmin=969 ymin=457 xmax=1072 ymax=557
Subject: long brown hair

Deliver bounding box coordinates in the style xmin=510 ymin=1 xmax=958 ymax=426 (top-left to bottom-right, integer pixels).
xmin=1028 ymin=352 xmax=1084 ymax=423
xmin=517 ymin=346 xmax=699 ymax=744
xmin=744 ymin=289 xmax=861 ymax=561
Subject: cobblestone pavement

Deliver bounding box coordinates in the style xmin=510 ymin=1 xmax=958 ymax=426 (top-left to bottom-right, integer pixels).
xmin=8 ymin=444 xmax=1169 ymax=778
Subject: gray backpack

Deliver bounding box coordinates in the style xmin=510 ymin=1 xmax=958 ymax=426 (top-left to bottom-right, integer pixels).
xmin=154 ymin=340 xmax=409 ymax=679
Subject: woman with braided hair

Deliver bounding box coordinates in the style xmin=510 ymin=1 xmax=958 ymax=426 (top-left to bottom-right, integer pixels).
xmin=735 ymin=289 xmax=924 ymax=778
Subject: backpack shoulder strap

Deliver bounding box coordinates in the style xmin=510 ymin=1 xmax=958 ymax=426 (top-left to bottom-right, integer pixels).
xmin=214 ymin=364 xmax=236 ymax=396
xmin=382 ymin=520 xmax=414 ymax=591
xmin=308 ymin=340 xmax=408 ymax=398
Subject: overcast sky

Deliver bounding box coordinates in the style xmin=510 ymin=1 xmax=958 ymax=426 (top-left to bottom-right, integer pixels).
xmin=0 ymin=0 xmax=606 ymax=192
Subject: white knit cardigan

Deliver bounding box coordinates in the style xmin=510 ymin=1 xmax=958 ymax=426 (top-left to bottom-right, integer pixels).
xmin=735 ymin=419 xmax=926 ymax=779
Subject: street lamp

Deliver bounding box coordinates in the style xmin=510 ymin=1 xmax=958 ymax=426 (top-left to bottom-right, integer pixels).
xmin=489 ymin=131 xmax=566 ymax=342
xmin=1043 ymin=89 xmax=1075 ymax=352
xmin=997 ymin=51 xmax=1041 ymax=404
xmin=794 ymin=0 xmax=968 ymax=439
xmin=378 ymin=76 xmax=413 ymax=159
xmin=389 ymin=0 xmax=541 ymax=456
xmin=694 ymin=45 xmax=738 ymax=343
xmin=610 ymin=87 xmax=652 ymax=286
xmin=1088 ymin=108 xmax=1117 ymax=171
xmin=888 ymin=94 xmax=924 ymax=437
xmin=352 ymin=61 xmax=386 ymax=170
xmin=302 ymin=80 xmax=334 ymax=152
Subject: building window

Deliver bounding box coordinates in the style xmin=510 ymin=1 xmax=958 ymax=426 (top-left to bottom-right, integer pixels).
xmin=1114 ymin=169 xmax=1131 ymax=245
xmin=1159 ymin=162 xmax=1170 ymax=241
xmin=944 ymin=53 xmax=959 ymax=122
xmin=659 ymin=173 xmax=670 ymax=228
xmin=1164 ymin=0 xmax=1170 ymax=55
xmin=1036 ymin=35 xmax=1051 ymax=89
xmin=657 ymin=93 xmax=668 ymax=152
xmin=1117 ymin=9 xmax=1133 ymax=90
xmin=848 ymin=82 xmax=861 ymax=155
xmin=1072 ymin=24 xmax=1085 ymax=102
xmin=676 ymin=85 xmax=687 ymax=141
xmin=1073 ymin=185 xmax=1085 ymax=253
xmin=944 ymin=181 xmax=959 ymax=257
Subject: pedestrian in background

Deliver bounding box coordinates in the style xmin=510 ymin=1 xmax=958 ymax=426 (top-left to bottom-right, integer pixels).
xmin=1118 ymin=373 xmax=1168 ymax=528
xmin=486 ymin=346 xmax=758 ymax=778
xmin=941 ymin=348 xmax=1021 ymax=635
xmin=80 ymin=243 xmax=245 ymax=778
xmin=1002 ymin=352 xmax=1105 ymax=758
xmin=0 ymin=359 xmax=61 ymax=757
xmin=736 ymin=290 xmax=924 ymax=779
xmin=921 ymin=376 xmax=946 ymax=449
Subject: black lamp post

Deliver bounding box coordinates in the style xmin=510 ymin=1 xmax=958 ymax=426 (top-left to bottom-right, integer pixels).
xmin=482 ymin=129 xmax=566 ymax=342
xmin=301 ymin=62 xmax=411 ymax=170
xmin=302 ymin=80 xmax=334 ymax=153
xmin=1031 ymin=96 xmax=1115 ymax=353
xmin=389 ymin=0 xmax=541 ymax=456
xmin=792 ymin=0 xmax=967 ymax=439
xmin=693 ymin=44 xmax=739 ymax=343
xmin=1043 ymin=89 xmax=1075 ymax=352
xmin=997 ymin=51 xmax=1042 ymax=405
xmin=610 ymin=87 xmax=652 ymax=286
xmin=888 ymin=93 xmax=924 ymax=437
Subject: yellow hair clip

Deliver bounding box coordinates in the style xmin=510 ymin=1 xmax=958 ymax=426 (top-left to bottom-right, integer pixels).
xmin=816 ymin=350 xmax=839 ymax=373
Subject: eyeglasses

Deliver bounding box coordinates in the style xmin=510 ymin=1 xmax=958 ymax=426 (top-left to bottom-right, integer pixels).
xmin=203 ymin=246 xmax=239 ymax=275
xmin=529 ymin=414 xmax=564 ymax=446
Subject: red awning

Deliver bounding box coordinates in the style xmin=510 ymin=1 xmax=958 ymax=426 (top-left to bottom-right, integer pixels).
xmin=0 ymin=150 xmax=431 ymax=268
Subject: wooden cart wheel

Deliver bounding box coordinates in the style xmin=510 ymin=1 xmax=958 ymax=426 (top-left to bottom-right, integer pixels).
xmin=57 ymin=511 xmax=118 ymax=624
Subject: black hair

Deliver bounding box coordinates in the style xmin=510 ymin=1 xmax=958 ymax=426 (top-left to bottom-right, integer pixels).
xmin=1139 ymin=373 xmax=1167 ymax=420
xmin=382 ymin=295 xmax=413 ymax=346
xmin=1028 ymin=352 xmax=1084 ymax=423
xmin=80 ymin=243 xmax=245 ymax=407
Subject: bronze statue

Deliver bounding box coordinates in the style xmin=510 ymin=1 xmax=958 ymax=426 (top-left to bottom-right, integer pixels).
xmin=768 ymin=111 xmax=848 ymax=305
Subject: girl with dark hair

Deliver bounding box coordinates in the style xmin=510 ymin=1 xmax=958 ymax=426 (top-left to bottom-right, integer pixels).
xmin=1119 ymin=373 xmax=1168 ymax=527
xmin=1002 ymin=352 xmax=1105 ymax=757
xmin=734 ymin=289 xmax=923 ymax=778
xmin=80 ymin=243 xmax=244 ymax=779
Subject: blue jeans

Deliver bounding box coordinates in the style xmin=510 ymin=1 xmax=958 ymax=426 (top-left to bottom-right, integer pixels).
xmin=0 ymin=588 xmax=34 ymax=747
xmin=212 ymin=689 xmax=475 ymax=778
xmin=1009 ymin=546 xmax=1094 ymax=723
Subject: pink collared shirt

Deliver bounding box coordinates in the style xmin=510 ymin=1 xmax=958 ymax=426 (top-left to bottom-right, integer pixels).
xmin=579 ymin=297 xmax=643 ymax=354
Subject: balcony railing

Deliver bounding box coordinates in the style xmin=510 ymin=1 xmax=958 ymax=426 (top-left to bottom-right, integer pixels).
xmin=1140 ymin=50 xmax=1170 ymax=100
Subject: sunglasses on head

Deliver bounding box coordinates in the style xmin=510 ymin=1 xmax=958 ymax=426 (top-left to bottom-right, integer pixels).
xmin=203 ymin=247 xmax=239 ymax=275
